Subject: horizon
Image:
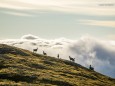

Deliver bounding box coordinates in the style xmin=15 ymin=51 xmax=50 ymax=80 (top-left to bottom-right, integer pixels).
xmin=0 ymin=34 xmax=115 ymax=78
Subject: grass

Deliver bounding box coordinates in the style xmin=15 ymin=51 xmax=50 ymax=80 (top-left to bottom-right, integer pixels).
xmin=0 ymin=44 xmax=115 ymax=86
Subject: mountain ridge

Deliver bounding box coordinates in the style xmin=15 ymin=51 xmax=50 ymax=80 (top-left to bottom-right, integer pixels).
xmin=0 ymin=44 xmax=115 ymax=86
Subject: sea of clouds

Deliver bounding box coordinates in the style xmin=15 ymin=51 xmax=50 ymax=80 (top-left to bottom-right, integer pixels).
xmin=0 ymin=34 xmax=115 ymax=78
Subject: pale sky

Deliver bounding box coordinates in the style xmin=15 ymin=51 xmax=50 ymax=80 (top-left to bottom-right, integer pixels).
xmin=0 ymin=0 xmax=115 ymax=40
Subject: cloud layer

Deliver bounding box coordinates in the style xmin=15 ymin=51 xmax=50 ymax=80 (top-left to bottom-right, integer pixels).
xmin=0 ymin=0 xmax=115 ymax=16
xmin=0 ymin=34 xmax=115 ymax=78
xmin=79 ymin=20 xmax=115 ymax=28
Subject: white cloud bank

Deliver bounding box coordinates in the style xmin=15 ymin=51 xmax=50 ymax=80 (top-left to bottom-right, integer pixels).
xmin=0 ymin=34 xmax=115 ymax=78
xmin=0 ymin=0 xmax=115 ymax=16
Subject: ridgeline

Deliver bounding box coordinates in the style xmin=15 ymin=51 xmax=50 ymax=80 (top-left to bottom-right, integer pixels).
xmin=0 ymin=44 xmax=115 ymax=86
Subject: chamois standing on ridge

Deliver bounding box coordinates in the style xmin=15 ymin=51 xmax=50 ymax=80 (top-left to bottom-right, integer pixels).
xmin=33 ymin=48 xmax=38 ymax=53
xmin=69 ymin=56 xmax=75 ymax=62
xmin=89 ymin=65 xmax=94 ymax=71
xmin=43 ymin=51 xmax=47 ymax=55
xmin=57 ymin=54 xmax=59 ymax=59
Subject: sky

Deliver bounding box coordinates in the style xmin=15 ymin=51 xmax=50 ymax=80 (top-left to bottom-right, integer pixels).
xmin=0 ymin=0 xmax=115 ymax=40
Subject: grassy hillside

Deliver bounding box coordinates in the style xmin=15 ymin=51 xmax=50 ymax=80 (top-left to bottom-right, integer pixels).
xmin=0 ymin=44 xmax=115 ymax=86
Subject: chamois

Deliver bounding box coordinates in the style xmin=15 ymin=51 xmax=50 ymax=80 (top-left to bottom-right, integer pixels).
xmin=89 ymin=65 xmax=94 ymax=71
xmin=57 ymin=54 xmax=59 ymax=59
xmin=33 ymin=48 xmax=38 ymax=53
xmin=43 ymin=51 xmax=47 ymax=55
xmin=69 ymin=56 xmax=75 ymax=62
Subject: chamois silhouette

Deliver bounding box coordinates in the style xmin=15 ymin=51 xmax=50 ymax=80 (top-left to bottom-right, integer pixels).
xmin=89 ymin=65 xmax=94 ymax=71
xmin=69 ymin=56 xmax=75 ymax=62
xmin=57 ymin=54 xmax=59 ymax=59
xmin=33 ymin=48 xmax=38 ymax=53
xmin=43 ymin=51 xmax=47 ymax=55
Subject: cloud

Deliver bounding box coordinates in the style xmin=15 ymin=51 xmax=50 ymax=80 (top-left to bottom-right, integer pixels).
xmin=1 ymin=10 xmax=33 ymax=16
xmin=65 ymin=36 xmax=115 ymax=78
xmin=78 ymin=20 xmax=115 ymax=28
xmin=0 ymin=34 xmax=115 ymax=78
xmin=21 ymin=34 xmax=40 ymax=40
xmin=107 ymin=35 xmax=115 ymax=40
xmin=0 ymin=0 xmax=115 ymax=16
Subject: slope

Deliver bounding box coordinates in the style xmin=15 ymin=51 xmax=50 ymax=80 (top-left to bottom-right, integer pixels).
xmin=0 ymin=44 xmax=115 ymax=86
